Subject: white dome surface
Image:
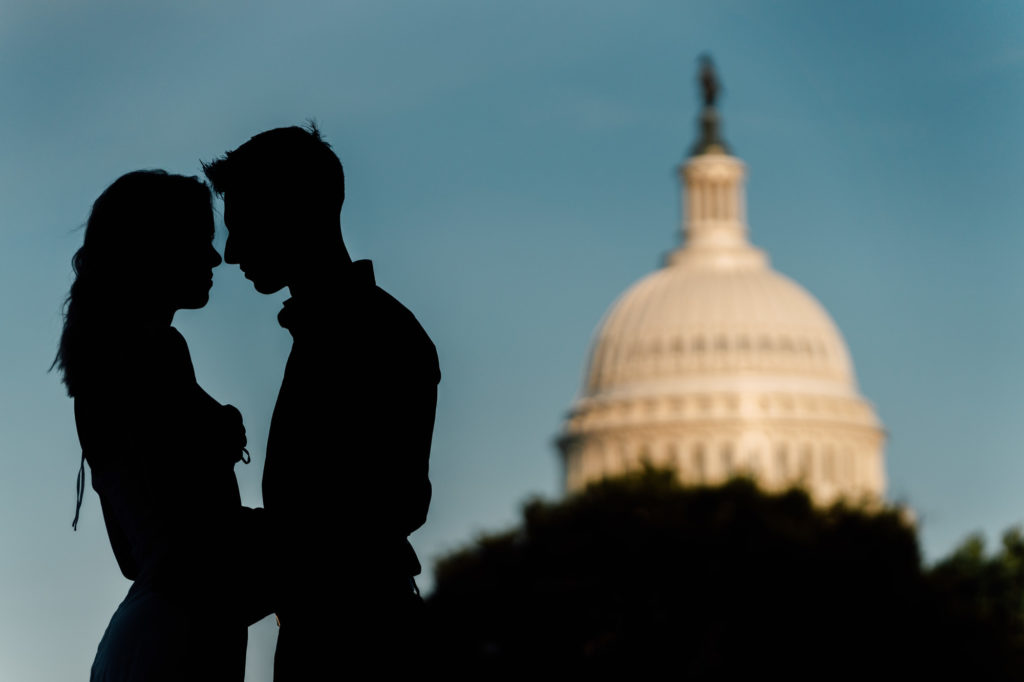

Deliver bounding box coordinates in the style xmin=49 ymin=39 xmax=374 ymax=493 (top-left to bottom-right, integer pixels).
xmin=587 ymin=265 xmax=854 ymax=397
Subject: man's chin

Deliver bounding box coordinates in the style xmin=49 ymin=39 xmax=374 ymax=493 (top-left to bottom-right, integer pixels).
xmin=252 ymin=279 xmax=287 ymax=295
xmin=240 ymin=269 xmax=286 ymax=295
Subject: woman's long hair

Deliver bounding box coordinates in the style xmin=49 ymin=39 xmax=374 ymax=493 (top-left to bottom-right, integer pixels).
xmin=54 ymin=170 xmax=212 ymax=528
xmin=54 ymin=170 xmax=212 ymax=397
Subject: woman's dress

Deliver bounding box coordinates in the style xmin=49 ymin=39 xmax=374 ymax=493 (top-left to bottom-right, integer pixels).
xmin=75 ymin=325 xmax=269 ymax=681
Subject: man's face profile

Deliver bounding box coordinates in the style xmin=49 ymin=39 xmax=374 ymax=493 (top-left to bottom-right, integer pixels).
xmin=223 ymin=188 xmax=290 ymax=295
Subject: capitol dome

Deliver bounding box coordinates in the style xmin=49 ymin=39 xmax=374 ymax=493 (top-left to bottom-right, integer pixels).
xmin=558 ymin=63 xmax=885 ymax=505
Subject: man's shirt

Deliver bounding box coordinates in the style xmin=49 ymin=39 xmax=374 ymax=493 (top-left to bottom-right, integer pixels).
xmin=263 ymin=260 xmax=439 ymax=609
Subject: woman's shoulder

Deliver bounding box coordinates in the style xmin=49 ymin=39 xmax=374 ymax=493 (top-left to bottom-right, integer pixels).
xmin=74 ymin=326 xmax=219 ymax=468
xmin=74 ymin=325 xmax=197 ymax=408
xmin=139 ymin=324 xmax=192 ymax=366
xmin=122 ymin=324 xmax=195 ymax=374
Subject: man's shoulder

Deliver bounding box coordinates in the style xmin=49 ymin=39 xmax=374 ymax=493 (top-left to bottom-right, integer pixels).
xmin=293 ymin=283 xmax=439 ymax=382
xmin=365 ymin=286 xmax=440 ymax=380
xmin=367 ymin=286 xmax=426 ymax=334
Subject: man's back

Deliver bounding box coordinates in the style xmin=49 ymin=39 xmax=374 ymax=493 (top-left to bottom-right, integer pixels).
xmin=264 ymin=260 xmax=439 ymax=676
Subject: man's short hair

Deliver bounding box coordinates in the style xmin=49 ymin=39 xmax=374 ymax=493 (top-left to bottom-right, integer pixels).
xmin=203 ymin=123 xmax=345 ymax=216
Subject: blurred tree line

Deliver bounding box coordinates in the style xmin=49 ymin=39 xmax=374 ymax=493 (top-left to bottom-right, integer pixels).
xmin=426 ymin=469 xmax=1024 ymax=679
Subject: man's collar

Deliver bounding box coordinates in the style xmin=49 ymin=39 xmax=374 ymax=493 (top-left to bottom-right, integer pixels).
xmin=348 ymin=259 xmax=376 ymax=287
xmin=278 ymin=260 xmax=375 ymax=331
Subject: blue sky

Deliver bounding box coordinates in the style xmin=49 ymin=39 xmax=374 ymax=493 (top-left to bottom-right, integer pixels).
xmin=3 ymin=1 xmax=1024 ymax=679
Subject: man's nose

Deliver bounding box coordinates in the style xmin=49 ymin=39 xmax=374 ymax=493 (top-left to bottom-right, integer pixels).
xmin=208 ymin=243 xmax=223 ymax=268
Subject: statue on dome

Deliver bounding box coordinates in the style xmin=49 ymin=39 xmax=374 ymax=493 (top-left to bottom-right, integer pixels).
xmin=690 ymin=54 xmax=728 ymax=156
xmin=699 ymin=54 xmax=719 ymax=108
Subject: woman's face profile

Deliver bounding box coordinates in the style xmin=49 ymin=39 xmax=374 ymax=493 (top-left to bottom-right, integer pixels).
xmin=151 ymin=202 xmax=222 ymax=313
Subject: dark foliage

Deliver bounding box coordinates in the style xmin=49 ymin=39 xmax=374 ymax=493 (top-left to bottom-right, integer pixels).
xmin=927 ymin=529 xmax=1024 ymax=677
xmin=428 ymin=469 xmax=1024 ymax=679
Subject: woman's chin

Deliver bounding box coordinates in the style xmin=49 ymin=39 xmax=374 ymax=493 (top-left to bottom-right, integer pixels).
xmin=178 ymin=291 xmax=211 ymax=310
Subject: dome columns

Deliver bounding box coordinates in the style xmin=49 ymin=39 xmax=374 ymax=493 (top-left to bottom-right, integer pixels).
xmin=682 ymin=153 xmax=747 ymax=247
xmin=561 ymin=422 xmax=885 ymax=505
xmin=668 ymin=152 xmax=766 ymax=270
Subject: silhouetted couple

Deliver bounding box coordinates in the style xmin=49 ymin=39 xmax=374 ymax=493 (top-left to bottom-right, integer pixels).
xmin=55 ymin=125 xmax=440 ymax=681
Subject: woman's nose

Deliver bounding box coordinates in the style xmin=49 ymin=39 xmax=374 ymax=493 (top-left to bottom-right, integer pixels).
xmin=209 ymin=244 xmax=223 ymax=268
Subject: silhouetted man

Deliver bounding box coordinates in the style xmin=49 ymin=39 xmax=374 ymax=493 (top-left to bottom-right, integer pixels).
xmin=204 ymin=125 xmax=439 ymax=679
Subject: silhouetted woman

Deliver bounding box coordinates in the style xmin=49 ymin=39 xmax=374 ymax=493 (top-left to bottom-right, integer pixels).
xmin=54 ymin=171 xmax=270 ymax=681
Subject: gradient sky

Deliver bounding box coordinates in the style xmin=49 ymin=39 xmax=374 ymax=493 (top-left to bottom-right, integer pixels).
xmin=3 ymin=1 xmax=1024 ymax=679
